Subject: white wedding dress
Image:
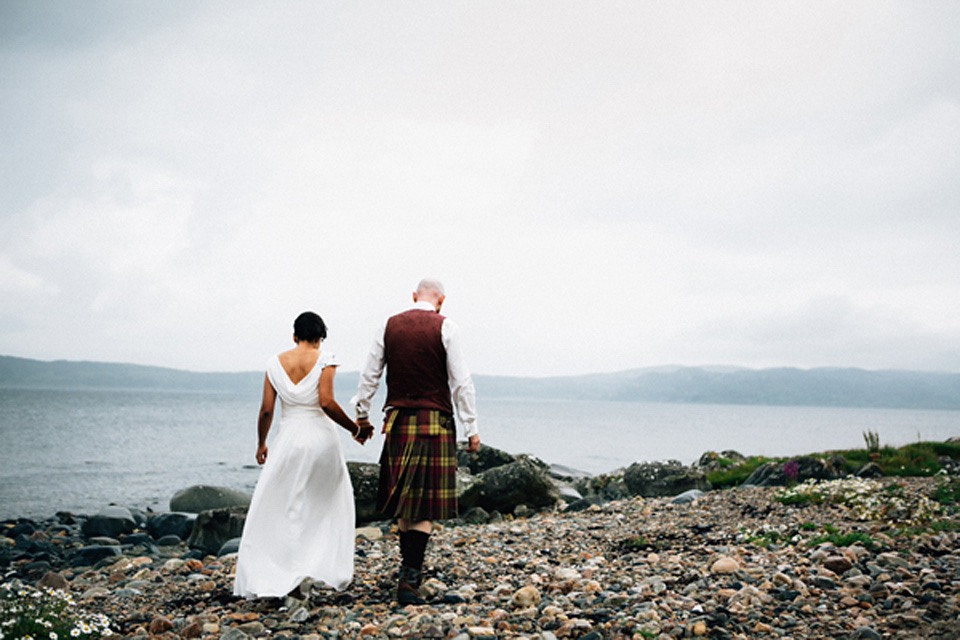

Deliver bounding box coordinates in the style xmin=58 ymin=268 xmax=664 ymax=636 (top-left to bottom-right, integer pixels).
xmin=233 ymin=352 xmax=355 ymax=598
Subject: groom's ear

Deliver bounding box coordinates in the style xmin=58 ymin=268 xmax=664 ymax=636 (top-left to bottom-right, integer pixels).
xmin=412 ymin=291 xmax=419 ymax=303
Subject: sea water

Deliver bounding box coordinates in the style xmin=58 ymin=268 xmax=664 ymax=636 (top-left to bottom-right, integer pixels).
xmin=2 ymin=387 xmax=959 ymax=520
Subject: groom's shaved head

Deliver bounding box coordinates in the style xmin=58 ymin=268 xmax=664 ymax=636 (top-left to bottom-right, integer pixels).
xmin=416 ymin=278 xmax=445 ymax=297
xmin=414 ymin=278 xmax=446 ymax=311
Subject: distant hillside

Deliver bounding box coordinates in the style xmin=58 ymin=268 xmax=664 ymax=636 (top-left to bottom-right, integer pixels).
xmin=0 ymin=355 xmax=265 ymax=394
xmin=471 ymin=366 xmax=960 ymax=410
xmin=2 ymin=355 xmax=959 ymax=410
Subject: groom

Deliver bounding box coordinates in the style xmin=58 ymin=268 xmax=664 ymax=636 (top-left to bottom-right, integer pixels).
xmin=352 ymin=278 xmax=480 ymax=605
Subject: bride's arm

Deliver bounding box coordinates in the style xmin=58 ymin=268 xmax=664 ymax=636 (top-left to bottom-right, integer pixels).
xmin=319 ymin=366 xmax=373 ymax=444
xmin=256 ymin=374 xmax=277 ymax=464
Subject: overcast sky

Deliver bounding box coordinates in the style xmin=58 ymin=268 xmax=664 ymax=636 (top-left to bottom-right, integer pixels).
xmin=1 ymin=1 xmax=958 ymax=377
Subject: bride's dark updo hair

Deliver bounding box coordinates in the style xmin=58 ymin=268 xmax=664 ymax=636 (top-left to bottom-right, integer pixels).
xmin=293 ymin=311 xmax=327 ymax=343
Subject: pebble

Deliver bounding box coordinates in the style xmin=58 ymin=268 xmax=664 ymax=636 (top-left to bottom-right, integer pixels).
xmin=3 ymin=477 xmax=960 ymax=639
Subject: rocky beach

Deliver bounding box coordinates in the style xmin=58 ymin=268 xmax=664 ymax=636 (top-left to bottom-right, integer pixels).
xmin=3 ymin=447 xmax=960 ymax=639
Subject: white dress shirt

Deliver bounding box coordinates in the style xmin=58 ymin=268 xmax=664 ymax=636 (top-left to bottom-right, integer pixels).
xmin=351 ymin=301 xmax=479 ymax=439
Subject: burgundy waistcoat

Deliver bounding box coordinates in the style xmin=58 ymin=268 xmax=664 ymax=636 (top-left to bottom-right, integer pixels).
xmin=383 ymin=309 xmax=453 ymax=414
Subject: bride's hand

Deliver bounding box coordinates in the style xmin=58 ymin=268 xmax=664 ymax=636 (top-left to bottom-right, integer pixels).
xmin=353 ymin=420 xmax=375 ymax=444
xmin=256 ymin=444 xmax=268 ymax=465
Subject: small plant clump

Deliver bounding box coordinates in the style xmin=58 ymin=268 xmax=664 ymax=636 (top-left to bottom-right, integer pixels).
xmin=0 ymin=582 xmax=114 ymax=640
xmin=932 ymin=472 xmax=960 ymax=506
xmin=807 ymin=531 xmax=878 ymax=551
xmin=774 ymin=477 xmax=941 ymax=526
xmin=705 ymin=456 xmax=773 ymax=489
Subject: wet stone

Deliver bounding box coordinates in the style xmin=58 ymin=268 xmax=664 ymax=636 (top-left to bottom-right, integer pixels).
xmin=2 ymin=476 xmax=958 ymax=640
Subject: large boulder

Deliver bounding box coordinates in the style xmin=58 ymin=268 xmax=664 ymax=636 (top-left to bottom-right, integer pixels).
xmin=695 ymin=450 xmax=748 ymax=472
xmin=623 ymin=460 xmax=711 ymax=498
xmin=80 ymin=506 xmax=137 ymax=539
xmin=347 ymin=455 xmax=524 ymax=524
xmin=186 ymin=506 xmax=248 ymax=556
xmin=742 ymin=456 xmax=840 ymax=487
xmin=457 ymin=443 xmax=516 ymax=475
xmin=347 ymin=462 xmax=381 ymax=524
xmin=170 ymin=485 xmax=252 ymax=513
xmin=460 ymin=457 xmax=559 ymax=513
xmin=572 ymin=471 xmax=628 ymax=503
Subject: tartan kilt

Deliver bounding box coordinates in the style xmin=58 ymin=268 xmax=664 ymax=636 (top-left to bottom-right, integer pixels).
xmin=376 ymin=408 xmax=458 ymax=522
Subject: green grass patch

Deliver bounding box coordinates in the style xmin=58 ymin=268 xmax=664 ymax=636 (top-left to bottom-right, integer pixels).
xmin=708 ymin=441 xmax=960 ymax=487
xmin=807 ymin=531 xmax=878 ymax=550
xmin=747 ymin=530 xmax=784 ymax=548
xmin=894 ymin=519 xmax=960 ymax=537
xmin=706 ymin=456 xmax=773 ymax=489
xmin=932 ymin=475 xmax=960 ymax=505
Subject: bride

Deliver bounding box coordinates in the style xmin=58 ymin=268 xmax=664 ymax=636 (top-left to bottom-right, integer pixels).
xmin=234 ymin=311 xmax=374 ymax=599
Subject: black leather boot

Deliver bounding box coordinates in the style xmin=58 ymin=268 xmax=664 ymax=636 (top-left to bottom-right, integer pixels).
xmin=397 ymin=566 xmax=425 ymax=605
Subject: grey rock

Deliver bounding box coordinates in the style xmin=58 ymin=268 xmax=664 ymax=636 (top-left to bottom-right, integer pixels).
xmin=812 ymin=576 xmax=836 ymax=590
xmin=186 ymin=506 xmax=247 ymax=556
xmin=146 ymin=512 xmax=196 ymax=540
xmin=127 ymin=507 xmax=147 ymax=527
xmin=220 ymin=628 xmax=251 ymax=640
xmin=218 ymin=536 xmax=242 ymax=557
xmin=623 ymin=460 xmax=711 ymax=497
xmin=572 ymin=472 xmax=628 ymax=502
xmin=851 ymin=626 xmax=883 ymax=640
xmin=742 ymin=456 xmax=840 ymax=487
xmin=461 ymin=506 xmax=489 ymax=524
xmin=564 ymin=495 xmax=606 ymax=512
xmin=169 ymin=485 xmax=251 ymax=513
xmin=695 ymin=450 xmax=747 ymax=471
xmin=556 ymin=484 xmax=583 ymax=504
xmin=456 ymin=467 xmax=482 ymax=500
xmin=156 ymin=535 xmax=182 ymax=546
xmin=877 ymin=552 xmax=911 ymax=568
xmin=459 ymin=457 xmax=560 ymax=513
xmin=80 ymin=506 xmax=136 ymax=539
xmin=548 ymin=463 xmax=592 ymax=481
xmin=70 ymin=544 xmax=122 ymax=567
xmin=856 ymin=462 xmax=884 ymax=478
xmin=347 ymin=461 xmax=381 ymax=524
xmin=670 ymin=489 xmax=705 ymax=504
xmin=457 ymin=442 xmax=516 ymax=474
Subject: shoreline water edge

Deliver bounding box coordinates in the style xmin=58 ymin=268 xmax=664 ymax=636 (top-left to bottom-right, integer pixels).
xmin=3 ymin=442 xmax=960 ymax=639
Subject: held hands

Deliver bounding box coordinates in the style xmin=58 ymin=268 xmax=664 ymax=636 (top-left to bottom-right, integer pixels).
xmin=353 ymin=418 xmax=375 ymax=445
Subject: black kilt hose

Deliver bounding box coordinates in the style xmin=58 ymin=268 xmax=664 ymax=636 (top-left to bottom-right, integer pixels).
xmin=376 ymin=409 xmax=458 ymax=522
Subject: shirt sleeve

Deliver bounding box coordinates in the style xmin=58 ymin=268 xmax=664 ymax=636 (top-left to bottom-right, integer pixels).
xmin=350 ymin=322 xmax=386 ymax=420
xmin=442 ymin=318 xmax=479 ymax=439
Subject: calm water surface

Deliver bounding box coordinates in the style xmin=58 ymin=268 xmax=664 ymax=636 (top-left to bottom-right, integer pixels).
xmin=2 ymin=387 xmax=959 ymax=520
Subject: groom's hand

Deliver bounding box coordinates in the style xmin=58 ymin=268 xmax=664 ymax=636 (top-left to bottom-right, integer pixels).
xmin=465 ymin=434 xmax=480 ymax=453
xmin=355 ymin=418 xmax=375 ymax=444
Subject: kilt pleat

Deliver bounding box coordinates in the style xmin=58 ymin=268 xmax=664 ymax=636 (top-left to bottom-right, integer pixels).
xmin=376 ymin=409 xmax=457 ymax=521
